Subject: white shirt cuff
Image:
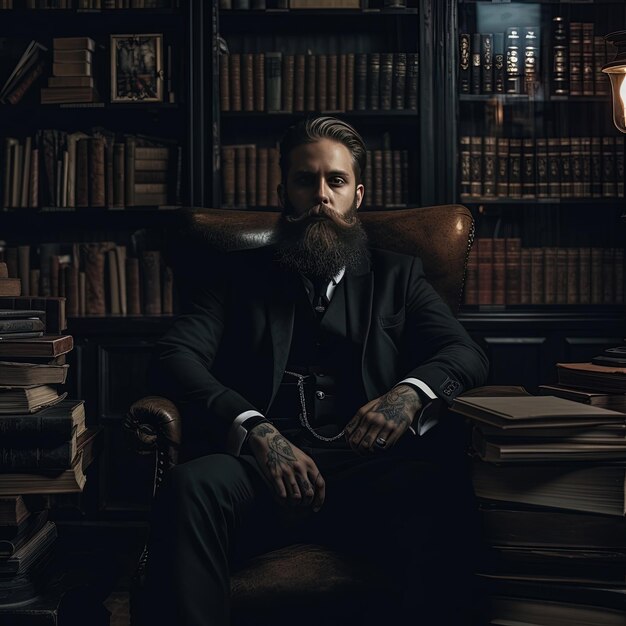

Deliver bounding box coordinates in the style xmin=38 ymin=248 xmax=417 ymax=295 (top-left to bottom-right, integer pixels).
xmin=396 ymin=377 xmax=440 ymax=436
xmin=227 ymin=410 xmax=265 ymax=456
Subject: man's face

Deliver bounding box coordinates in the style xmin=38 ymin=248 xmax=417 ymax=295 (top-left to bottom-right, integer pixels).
xmin=275 ymin=138 xmax=369 ymax=279
xmin=278 ymin=138 xmax=364 ymax=219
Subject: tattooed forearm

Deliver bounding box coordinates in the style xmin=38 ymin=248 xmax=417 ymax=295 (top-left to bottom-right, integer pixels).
xmin=266 ymin=435 xmax=297 ymax=471
xmin=249 ymin=423 xmax=274 ymax=439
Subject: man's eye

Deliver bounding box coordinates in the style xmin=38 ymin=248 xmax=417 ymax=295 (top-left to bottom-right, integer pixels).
xmin=330 ymin=177 xmax=346 ymax=185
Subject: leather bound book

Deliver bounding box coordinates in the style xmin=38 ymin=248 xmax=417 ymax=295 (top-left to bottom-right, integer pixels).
xmin=521 ymin=138 xmax=535 ymax=198
xmin=316 ymin=54 xmax=327 ymax=112
xmin=337 ymin=53 xmax=347 ymax=112
xmin=268 ymin=148 xmax=280 ymax=207
xmin=471 ymin=33 xmax=481 ymax=94
xmin=75 ymin=137 xmax=89 ymax=208
xmin=88 ymin=136 xmax=105 ymax=208
xmin=492 ymin=238 xmax=506 ymax=305
xmin=543 ymin=247 xmax=557 ymax=305
xmin=141 ymin=251 xmax=162 ymax=316
xmin=124 ymin=137 xmax=136 ymax=207
xmin=505 ymin=238 xmax=521 ymax=305
xmin=0 ymin=335 xmax=73 ymax=358
xmin=508 ymin=138 xmax=522 ymax=198
xmin=581 ymin=22 xmax=594 ymax=96
xmin=256 ymin=147 xmax=268 ymax=207
xmin=112 ymin=143 xmax=125 ymax=208
xmin=367 ymin=53 xmax=380 ymax=111
xmin=594 ymin=36 xmax=610 ymax=97
xmin=590 ymin=247 xmax=602 ymax=305
xmin=614 ymin=248 xmax=624 ymax=305
xmin=326 ymin=54 xmax=337 ymax=112
xmin=567 ymin=247 xmax=580 ymax=304
xmin=477 ymin=237 xmax=493 ymax=306
xmin=530 ymin=247 xmax=544 ymax=305
xmin=602 ymin=248 xmax=614 ymax=305
xmin=470 ymin=136 xmax=483 ymax=198
xmin=241 ymin=53 xmax=254 ymax=112
xmin=392 ymin=52 xmax=406 ymax=109
xmin=82 ymin=242 xmax=113 ymax=316
xmin=107 ymin=250 xmax=120 ymax=315
xmin=219 ymin=53 xmax=229 ymax=111
xmin=229 ymin=54 xmax=241 ymax=111
xmin=569 ymin=22 xmax=582 ymax=96
xmin=547 ymin=137 xmax=561 ymax=198
xmin=616 ymin=136 xmax=624 ymax=198
xmin=570 ymin=137 xmax=583 ymax=197
xmin=458 ymin=33 xmax=470 ymax=94
xmin=505 ymin=27 xmax=522 ymax=94
xmin=459 ymin=136 xmax=470 ymax=199
xmin=392 ymin=150 xmax=402 ymax=206
xmin=305 ymin=54 xmax=316 ymax=112
xmin=581 ymin=137 xmax=591 ymax=197
xmin=245 ymin=145 xmax=257 ymax=208
xmin=126 ymin=257 xmax=141 ymax=316
xmin=17 ymin=246 xmax=29 ymax=298
xmin=282 ymin=54 xmax=294 ymax=113
xmin=464 ymin=244 xmax=478 ymax=305
xmin=0 ymin=279 xmax=21 ymax=297
xmin=559 ymin=137 xmax=572 ymax=199
xmin=379 ymin=53 xmax=393 ymax=111
xmin=555 ymin=248 xmax=567 ymax=304
xmin=551 ymin=17 xmax=569 ymax=95
xmin=265 ymin=52 xmax=282 ymax=113
xmin=254 ymin=53 xmax=265 ymax=112
xmin=355 ymin=53 xmax=367 ymax=111
xmin=523 ymin=26 xmax=539 ymax=95
xmin=234 ymin=145 xmax=246 ymax=208
xmin=590 ymin=137 xmax=602 ymax=197
xmin=373 ymin=150 xmax=383 ymax=208
xmin=481 ymin=34 xmax=493 ymax=94
xmin=496 ymin=138 xmax=509 ymax=197
xmin=105 ymin=142 xmax=114 ymax=208
xmin=520 ymin=248 xmax=532 ymax=304
xmin=221 ymin=146 xmax=235 ymax=207
xmin=493 ymin=33 xmax=505 ymax=94
xmin=346 ymin=53 xmax=355 ymax=111
xmin=294 ymin=54 xmax=305 ymax=112
xmin=578 ymin=246 xmax=591 ymax=305
xmin=29 ymin=147 xmax=38 ymax=209
xmin=406 ymin=52 xmax=418 ymax=110
xmin=602 ymin=137 xmax=616 ymax=198
xmin=162 ymin=266 xmax=173 ymax=316
xmin=65 ymin=264 xmax=79 ymax=318
xmin=536 ymin=138 xmax=548 ymax=198
xmin=115 ymin=246 xmax=127 ymax=316
xmin=482 ymin=136 xmax=496 ymax=198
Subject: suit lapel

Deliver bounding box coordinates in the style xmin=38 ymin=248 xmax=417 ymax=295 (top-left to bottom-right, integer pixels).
xmin=344 ymin=255 xmax=374 ymax=398
xmin=267 ymin=263 xmax=296 ymax=410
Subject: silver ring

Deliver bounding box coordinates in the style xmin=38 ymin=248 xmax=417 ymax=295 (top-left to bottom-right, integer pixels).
xmin=375 ymin=437 xmax=387 ymax=448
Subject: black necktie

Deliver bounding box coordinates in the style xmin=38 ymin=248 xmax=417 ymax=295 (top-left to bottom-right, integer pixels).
xmin=311 ymin=277 xmax=331 ymax=315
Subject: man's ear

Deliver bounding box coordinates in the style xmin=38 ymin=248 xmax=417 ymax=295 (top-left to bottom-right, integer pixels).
xmin=277 ymin=183 xmax=285 ymax=209
xmin=355 ymin=184 xmax=364 ymax=210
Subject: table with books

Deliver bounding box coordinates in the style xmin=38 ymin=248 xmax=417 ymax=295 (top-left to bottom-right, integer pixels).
xmin=0 ymin=276 xmax=104 ymax=623
xmin=452 ymin=367 xmax=626 ymax=626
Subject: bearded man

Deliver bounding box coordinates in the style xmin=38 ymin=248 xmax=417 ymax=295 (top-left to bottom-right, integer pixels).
xmin=143 ymin=116 xmax=489 ymax=626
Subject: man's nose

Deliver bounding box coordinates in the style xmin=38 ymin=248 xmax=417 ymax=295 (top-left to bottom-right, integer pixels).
xmin=313 ymin=179 xmax=330 ymax=204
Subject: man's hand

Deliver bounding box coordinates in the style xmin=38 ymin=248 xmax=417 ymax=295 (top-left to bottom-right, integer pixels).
xmin=345 ymin=384 xmax=422 ymax=454
xmin=247 ymin=423 xmax=325 ymax=512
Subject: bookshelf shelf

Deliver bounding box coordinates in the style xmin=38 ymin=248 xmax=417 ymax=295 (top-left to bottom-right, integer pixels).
xmin=220 ymin=8 xmax=419 ymax=17
xmin=461 ymin=198 xmax=624 ymax=205
xmin=459 ymin=95 xmax=611 ymax=103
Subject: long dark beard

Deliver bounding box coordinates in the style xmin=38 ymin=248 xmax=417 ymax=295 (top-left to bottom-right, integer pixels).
xmin=275 ymin=198 xmax=369 ymax=279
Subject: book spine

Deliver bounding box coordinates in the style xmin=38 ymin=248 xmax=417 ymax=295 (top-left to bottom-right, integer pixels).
xmin=602 ymin=248 xmax=614 ymax=305
xmin=406 ymin=52 xmax=418 ymax=111
xmin=88 ymin=137 xmax=105 ymax=208
xmin=493 ymin=33 xmax=505 ymax=94
xmin=481 ymin=34 xmax=493 ymax=94
xmin=492 ymin=238 xmax=506 ymax=305
xmin=508 ymin=138 xmax=522 ymax=198
xmin=477 ymin=238 xmax=493 ymax=306
xmin=471 ymin=33 xmax=481 ymax=95
xmin=496 ymin=138 xmax=509 ymax=197
xmin=326 ymin=54 xmax=337 ymax=112
xmin=254 ymin=53 xmax=265 ymax=112
xmin=602 ymin=137 xmax=616 ymax=198
xmin=392 ymin=52 xmax=406 ymax=109
xmin=126 ymin=257 xmax=141 ymax=315
xmin=591 ymin=137 xmax=602 ymax=197
xmin=305 ymin=54 xmax=316 ymax=112
xmin=520 ymin=248 xmax=531 ymax=304
xmin=0 ymin=443 xmax=72 ymax=471
xmin=0 ymin=416 xmax=72 ymax=438
xmin=459 ymin=136 xmax=470 ymax=199
xmin=522 ymin=138 xmax=535 ymax=198
xmin=379 ymin=53 xmax=393 ymax=111
xmin=221 ymin=146 xmax=235 ymax=207
xmin=355 ymin=53 xmax=367 ymax=111
xmin=241 ymin=53 xmax=254 ymax=112
xmin=536 ymin=138 xmax=548 ymax=199
xmin=458 ymin=33 xmax=470 ymax=94
xmin=570 ymin=137 xmax=583 ymax=197
xmin=219 ymin=54 xmax=229 ymax=112
xmin=567 ymin=247 xmax=580 ymax=304
xmin=578 ymin=247 xmax=591 ymax=305
xmin=256 ymin=147 xmax=268 ymax=207
xmin=470 ymin=136 xmax=482 ymax=198
xmin=590 ymin=247 xmax=602 ymax=304
xmin=505 ymin=238 xmax=521 ymax=305
xmin=294 ymin=54 xmax=306 ymax=112
xmin=367 ymin=53 xmax=380 ymax=110
xmin=552 ymin=17 xmax=569 ymax=95
xmin=337 ymin=54 xmax=347 ymax=112
xmin=569 ymin=22 xmax=582 ymax=96
xmin=506 ymin=27 xmax=522 ymax=94
xmin=282 ymin=54 xmax=294 ymax=113
xmin=582 ymin=22 xmax=594 ymax=96
xmin=141 ymin=251 xmax=162 ymax=315
xmin=523 ymin=26 xmax=539 ymax=95
xmin=482 ymin=136 xmax=496 ymax=198
xmin=246 ymin=145 xmax=256 ymax=208
xmin=530 ymin=248 xmax=544 ymax=304
xmin=559 ymin=137 xmax=572 ymax=198
xmin=229 ymin=54 xmax=241 ymax=111
xmin=316 ymin=54 xmax=327 ymax=112
xmin=265 ymin=52 xmax=282 ymax=113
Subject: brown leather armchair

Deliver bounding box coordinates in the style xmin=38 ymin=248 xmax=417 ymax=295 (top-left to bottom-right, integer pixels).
xmin=124 ymin=204 xmax=475 ymax=626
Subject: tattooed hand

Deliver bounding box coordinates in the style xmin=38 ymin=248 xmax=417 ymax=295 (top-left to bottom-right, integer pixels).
xmin=247 ymin=423 xmax=325 ymax=512
xmin=344 ymin=384 xmax=422 ymax=455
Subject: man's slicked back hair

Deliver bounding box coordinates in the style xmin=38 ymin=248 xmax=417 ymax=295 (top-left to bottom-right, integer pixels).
xmin=279 ymin=116 xmax=367 ymax=185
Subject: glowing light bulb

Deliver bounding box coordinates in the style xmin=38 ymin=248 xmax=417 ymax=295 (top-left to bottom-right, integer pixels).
xmin=620 ymin=75 xmax=626 ymax=128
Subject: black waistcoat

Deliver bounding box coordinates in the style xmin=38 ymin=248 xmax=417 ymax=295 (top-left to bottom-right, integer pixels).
xmin=265 ymin=277 xmax=366 ymax=430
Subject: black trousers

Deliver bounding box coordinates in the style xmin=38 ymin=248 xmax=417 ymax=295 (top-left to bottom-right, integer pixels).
xmin=142 ymin=426 xmax=479 ymax=626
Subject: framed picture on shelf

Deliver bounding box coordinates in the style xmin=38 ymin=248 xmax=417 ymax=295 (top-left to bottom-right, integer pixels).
xmin=110 ymin=34 xmax=164 ymax=103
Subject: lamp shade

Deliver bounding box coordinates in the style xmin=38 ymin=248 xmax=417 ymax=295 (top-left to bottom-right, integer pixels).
xmin=602 ymin=31 xmax=626 ymax=134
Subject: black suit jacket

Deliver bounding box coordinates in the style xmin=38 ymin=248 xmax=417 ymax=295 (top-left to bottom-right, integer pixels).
xmin=152 ymin=245 xmax=489 ymax=446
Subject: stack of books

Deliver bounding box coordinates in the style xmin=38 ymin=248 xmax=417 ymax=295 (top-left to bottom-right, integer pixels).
xmin=451 ymin=392 xmax=626 ymax=625
xmin=0 ymin=297 xmax=99 ymax=604
xmin=40 ymin=37 xmax=96 ymax=104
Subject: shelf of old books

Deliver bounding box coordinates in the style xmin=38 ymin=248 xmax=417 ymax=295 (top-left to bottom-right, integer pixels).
xmin=456 ymin=0 xmax=626 ymax=312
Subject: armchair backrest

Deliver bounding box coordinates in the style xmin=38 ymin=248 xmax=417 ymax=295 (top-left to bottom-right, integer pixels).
xmin=173 ymin=204 xmax=474 ymax=314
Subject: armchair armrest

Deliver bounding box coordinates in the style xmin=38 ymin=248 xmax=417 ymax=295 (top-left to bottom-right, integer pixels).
xmin=124 ymin=396 xmax=182 ymax=483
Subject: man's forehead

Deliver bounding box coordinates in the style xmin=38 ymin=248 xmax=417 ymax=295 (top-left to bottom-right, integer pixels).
xmin=287 ymin=139 xmax=354 ymax=174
